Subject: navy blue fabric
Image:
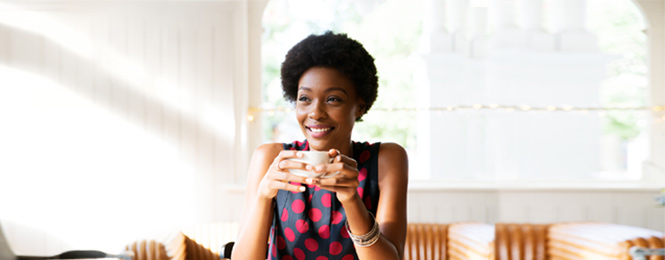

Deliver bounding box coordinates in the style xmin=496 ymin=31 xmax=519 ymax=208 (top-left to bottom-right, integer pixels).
xmin=268 ymin=140 xmax=380 ymax=260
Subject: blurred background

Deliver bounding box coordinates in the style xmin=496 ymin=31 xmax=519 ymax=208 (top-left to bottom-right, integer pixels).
xmin=0 ymin=0 xmax=664 ymax=256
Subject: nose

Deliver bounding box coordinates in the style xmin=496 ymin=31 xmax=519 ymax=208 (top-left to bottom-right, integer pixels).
xmin=308 ymin=101 xmax=327 ymax=120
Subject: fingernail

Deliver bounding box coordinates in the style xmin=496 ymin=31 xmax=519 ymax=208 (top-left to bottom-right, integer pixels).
xmin=299 ymin=186 xmax=306 ymax=192
xmin=306 ymin=178 xmax=314 ymax=184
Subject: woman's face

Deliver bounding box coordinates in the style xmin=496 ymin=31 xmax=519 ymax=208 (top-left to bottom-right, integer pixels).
xmin=296 ymin=67 xmax=364 ymax=153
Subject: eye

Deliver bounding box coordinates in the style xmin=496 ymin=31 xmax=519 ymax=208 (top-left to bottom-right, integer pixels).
xmin=298 ymin=95 xmax=310 ymax=102
xmin=327 ymin=96 xmax=342 ymax=103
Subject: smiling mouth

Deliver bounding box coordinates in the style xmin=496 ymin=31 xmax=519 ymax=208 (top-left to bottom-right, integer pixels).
xmin=306 ymin=127 xmax=334 ymax=133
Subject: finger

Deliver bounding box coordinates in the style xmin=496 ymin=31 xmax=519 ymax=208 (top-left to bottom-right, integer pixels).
xmin=313 ymin=163 xmax=356 ymax=177
xmin=278 ymin=159 xmax=310 ymax=172
xmin=269 ymin=170 xmax=311 ymax=184
xmin=328 ymin=148 xmax=341 ymax=158
xmin=334 ymin=155 xmax=357 ymax=168
xmin=277 ymin=150 xmax=305 ymax=160
xmin=318 ymin=171 xmax=340 ymax=179
xmin=269 ymin=181 xmax=306 ymax=193
xmin=272 ymin=151 xmax=305 ymax=171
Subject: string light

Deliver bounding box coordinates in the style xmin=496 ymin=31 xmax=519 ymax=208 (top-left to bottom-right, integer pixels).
xmin=247 ymin=105 xmax=665 ymax=121
xmin=250 ymin=105 xmax=665 ymax=113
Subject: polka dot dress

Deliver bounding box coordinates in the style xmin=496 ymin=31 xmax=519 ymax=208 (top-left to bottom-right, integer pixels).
xmin=269 ymin=140 xmax=380 ymax=260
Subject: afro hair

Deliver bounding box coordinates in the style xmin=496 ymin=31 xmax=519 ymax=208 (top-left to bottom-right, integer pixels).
xmin=280 ymin=31 xmax=378 ymax=121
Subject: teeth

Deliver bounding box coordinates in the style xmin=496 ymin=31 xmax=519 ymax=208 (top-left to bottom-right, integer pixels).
xmin=310 ymin=128 xmax=331 ymax=133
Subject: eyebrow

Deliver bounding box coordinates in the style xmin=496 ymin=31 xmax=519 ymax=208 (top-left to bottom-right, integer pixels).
xmin=298 ymin=86 xmax=348 ymax=95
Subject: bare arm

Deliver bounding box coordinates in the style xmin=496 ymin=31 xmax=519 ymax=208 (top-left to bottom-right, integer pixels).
xmin=232 ymin=143 xmax=311 ymax=260
xmin=353 ymin=142 xmax=408 ymax=259
xmin=314 ymin=143 xmax=409 ymax=259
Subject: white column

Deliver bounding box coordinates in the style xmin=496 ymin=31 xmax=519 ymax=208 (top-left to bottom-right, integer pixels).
xmin=490 ymin=0 xmax=524 ymax=48
xmin=420 ymin=0 xmax=453 ymax=52
xmin=551 ymin=0 xmax=586 ymax=32
xmin=518 ymin=0 xmax=541 ymax=30
xmin=518 ymin=0 xmax=555 ymax=50
xmin=453 ymin=0 xmax=470 ymax=54
xmin=634 ymin=0 xmax=665 ymax=183
xmin=550 ymin=0 xmax=597 ymax=51
xmin=468 ymin=6 xmax=489 ymax=58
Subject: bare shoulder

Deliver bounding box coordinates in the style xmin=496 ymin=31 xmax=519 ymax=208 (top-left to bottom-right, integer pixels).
xmin=379 ymin=142 xmax=407 ymax=158
xmin=247 ymin=143 xmax=284 ymax=178
xmin=254 ymin=142 xmax=284 ymax=159
xmin=377 ymin=142 xmax=409 ymax=181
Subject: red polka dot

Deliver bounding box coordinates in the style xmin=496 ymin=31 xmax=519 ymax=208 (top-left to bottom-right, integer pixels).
xmin=341 ymin=254 xmax=354 ymax=260
xmin=305 ymin=238 xmax=318 ymax=252
xmin=308 ymin=208 xmax=322 ymax=222
xmin=281 ymin=210 xmax=289 ymax=222
xmin=332 ymin=211 xmax=343 ymax=224
xmin=358 ymin=168 xmax=367 ymax=181
xmin=315 ymin=257 xmax=328 ymax=260
xmin=277 ymin=236 xmax=286 ymax=250
xmin=356 ymin=187 xmax=364 ymax=198
xmin=282 ymin=256 xmax=293 ymax=260
xmin=359 ymin=150 xmax=370 ymax=163
xmin=318 ymin=225 xmax=330 ymax=239
xmin=295 ymin=219 xmax=309 ymax=233
xmin=284 ymin=227 xmax=295 ymax=242
xmin=315 ymin=185 xmax=321 ymax=191
xmin=292 ymin=199 xmax=305 ymax=213
xmin=340 ymin=226 xmax=350 ymax=238
xmin=271 ymin=243 xmax=277 ymax=257
xmin=308 ymin=194 xmax=313 ymax=203
xmin=365 ymin=196 xmax=372 ymax=209
xmin=329 ymin=241 xmax=343 ymax=255
xmin=294 ymin=248 xmax=305 ymax=260
xmin=321 ymin=193 xmax=332 ymax=207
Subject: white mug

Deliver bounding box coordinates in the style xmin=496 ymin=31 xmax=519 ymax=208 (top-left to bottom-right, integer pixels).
xmin=287 ymin=151 xmax=337 ymax=178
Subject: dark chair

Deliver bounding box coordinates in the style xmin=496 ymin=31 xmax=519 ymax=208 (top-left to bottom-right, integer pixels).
xmin=1 ymin=222 xmax=133 ymax=260
xmin=218 ymin=242 xmax=270 ymax=260
xmin=218 ymin=242 xmax=234 ymax=259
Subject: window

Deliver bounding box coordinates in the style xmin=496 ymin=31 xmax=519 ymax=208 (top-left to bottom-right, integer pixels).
xmin=259 ymin=0 xmax=652 ymax=182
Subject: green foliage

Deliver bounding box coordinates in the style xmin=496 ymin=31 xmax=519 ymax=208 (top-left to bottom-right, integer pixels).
xmin=591 ymin=0 xmax=648 ymax=141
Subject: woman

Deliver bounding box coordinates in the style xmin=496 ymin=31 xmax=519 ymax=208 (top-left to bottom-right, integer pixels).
xmin=233 ymin=31 xmax=408 ymax=260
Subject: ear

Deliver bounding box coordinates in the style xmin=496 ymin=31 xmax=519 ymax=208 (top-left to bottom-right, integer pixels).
xmin=355 ymin=100 xmax=366 ymax=119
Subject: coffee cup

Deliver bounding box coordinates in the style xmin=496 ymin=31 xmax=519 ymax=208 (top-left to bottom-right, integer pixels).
xmin=287 ymin=151 xmax=334 ymax=178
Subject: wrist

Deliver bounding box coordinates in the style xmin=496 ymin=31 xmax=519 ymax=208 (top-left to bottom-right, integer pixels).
xmin=254 ymin=192 xmax=275 ymax=205
xmin=337 ymin=190 xmax=361 ymax=204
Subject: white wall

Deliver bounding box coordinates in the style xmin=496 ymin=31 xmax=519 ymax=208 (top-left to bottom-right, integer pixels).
xmin=0 ymin=0 xmax=264 ymax=255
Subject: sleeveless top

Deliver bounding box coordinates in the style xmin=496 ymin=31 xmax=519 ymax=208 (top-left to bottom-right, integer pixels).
xmin=268 ymin=140 xmax=381 ymax=260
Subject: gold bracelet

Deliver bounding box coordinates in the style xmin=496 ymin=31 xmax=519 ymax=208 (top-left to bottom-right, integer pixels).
xmin=345 ymin=212 xmax=380 ymax=247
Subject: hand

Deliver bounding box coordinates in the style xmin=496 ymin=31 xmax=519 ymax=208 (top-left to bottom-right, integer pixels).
xmin=309 ymin=149 xmax=360 ymax=203
xmin=256 ymin=150 xmax=312 ymax=200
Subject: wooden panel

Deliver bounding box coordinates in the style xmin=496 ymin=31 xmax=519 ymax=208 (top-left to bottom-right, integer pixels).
xmin=408 ymin=189 xmax=665 ymax=233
